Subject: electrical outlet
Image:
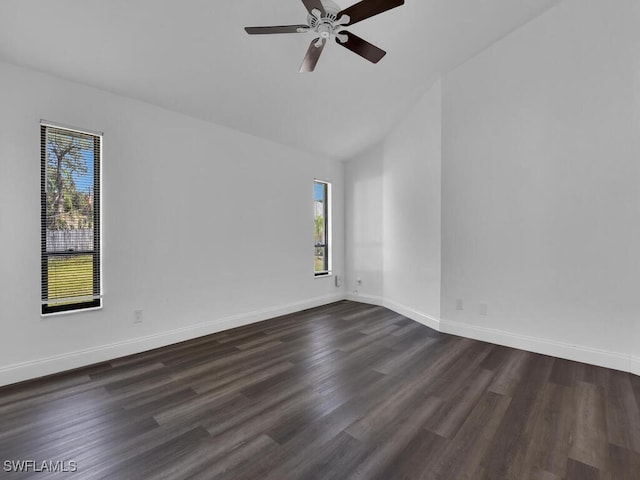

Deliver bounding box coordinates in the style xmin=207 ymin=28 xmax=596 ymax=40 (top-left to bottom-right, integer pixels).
xmin=134 ymin=310 xmax=143 ymax=324
xmin=335 ymin=275 xmax=342 ymax=287
xmin=456 ymin=299 xmax=464 ymax=311
xmin=480 ymin=303 xmax=488 ymax=316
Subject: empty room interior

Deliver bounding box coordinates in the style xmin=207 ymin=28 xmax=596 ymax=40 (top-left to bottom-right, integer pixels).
xmin=1 ymin=0 xmax=639 ymax=478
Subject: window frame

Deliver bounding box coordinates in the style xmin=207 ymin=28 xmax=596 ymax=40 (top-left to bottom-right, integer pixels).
xmin=314 ymin=179 xmax=332 ymax=277
xmin=40 ymin=121 xmax=103 ymax=315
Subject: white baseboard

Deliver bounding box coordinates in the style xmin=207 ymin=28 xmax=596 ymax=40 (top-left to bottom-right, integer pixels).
xmin=440 ymin=319 xmax=632 ymax=373
xmin=347 ymin=296 xmax=636 ymax=376
xmin=383 ymin=298 xmax=440 ymax=332
xmin=3 ymin=293 xmax=637 ymax=386
xmin=0 ymin=293 xmax=345 ymax=388
xmin=631 ymin=356 xmax=640 ymax=376
xmin=345 ymin=293 xmax=383 ymax=306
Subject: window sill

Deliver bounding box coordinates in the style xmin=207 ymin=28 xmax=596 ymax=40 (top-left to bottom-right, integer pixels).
xmin=314 ymin=272 xmax=333 ymax=278
xmin=41 ymin=305 xmax=103 ymax=318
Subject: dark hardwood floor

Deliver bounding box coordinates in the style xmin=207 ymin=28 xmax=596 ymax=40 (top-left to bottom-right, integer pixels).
xmin=1 ymin=301 xmax=639 ymax=479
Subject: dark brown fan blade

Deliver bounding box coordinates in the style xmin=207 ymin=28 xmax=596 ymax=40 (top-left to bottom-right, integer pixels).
xmin=245 ymin=25 xmax=309 ymax=34
xmin=336 ymin=31 xmax=386 ymax=63
xmin=338 ymin=0 xmax=404 ymax=26
xmin=301 ymin=0 xmax=325 ymax=16
xmin=300 ymin=39 xmax=326 ymax=73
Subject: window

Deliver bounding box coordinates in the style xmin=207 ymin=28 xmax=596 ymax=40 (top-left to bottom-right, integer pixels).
xmin=314 ymin=179 xmax=331 ymax=276
xmin=41 ymin=123 xmax=102 ymax=314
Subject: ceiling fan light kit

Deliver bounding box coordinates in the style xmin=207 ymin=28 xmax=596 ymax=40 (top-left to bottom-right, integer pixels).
xmin=244 ymin=0 xmax=405 ymax=72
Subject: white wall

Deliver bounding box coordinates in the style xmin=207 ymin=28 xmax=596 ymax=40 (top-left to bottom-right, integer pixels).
xmin=383 ymin=82 xmax=442 ymax=327
xmin=630 ymin=1 xmax=640 ymax=377
xmin=441 ymin=0 xmax=640 ymax=371
xmin=345 ymin=0 xmax=639 ymax=374
xmin=344 ymin=82 xmax=442 ymax=328
xmin=345 ymin=145 xmax=384 ymax=303
xmin=0 ymin=60 xmax=345 ymax=386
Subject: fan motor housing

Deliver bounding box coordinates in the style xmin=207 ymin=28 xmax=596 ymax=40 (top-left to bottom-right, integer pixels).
xmin=321 ymin=0 xmax=341 ymax=15
xmin=307 ymin=0 xmax=349 ymax=43
xmin=308 ymin=0 xmax=342 ymax=26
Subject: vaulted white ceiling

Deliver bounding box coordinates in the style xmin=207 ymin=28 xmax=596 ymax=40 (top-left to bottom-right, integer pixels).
xmin=0 ymin=0 xmax=561 ymax=159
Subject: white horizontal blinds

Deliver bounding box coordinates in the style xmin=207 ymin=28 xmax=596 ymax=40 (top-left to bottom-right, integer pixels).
xmin=314 ymin=180 xmax=329 ymax=275
xmin=41 ymin=124 xmax=101 ymax=313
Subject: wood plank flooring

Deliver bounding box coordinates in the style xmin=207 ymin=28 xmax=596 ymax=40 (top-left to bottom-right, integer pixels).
xmin=1 ymin=301 xmax=639 ymax=479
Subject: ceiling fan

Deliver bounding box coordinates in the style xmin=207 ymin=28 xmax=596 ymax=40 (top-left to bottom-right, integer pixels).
xmin=244 ymin=0 xmax=405 ymax=72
